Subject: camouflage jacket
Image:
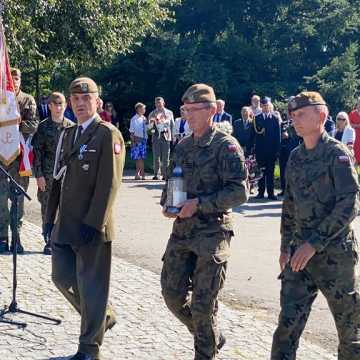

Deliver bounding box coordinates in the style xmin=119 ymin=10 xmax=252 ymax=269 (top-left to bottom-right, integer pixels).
xmin=281 ymin=132 xmax=360 ymax=253
xmin=16 ymin=90 xmax=38 ymax=139
xmin=32 ymin=117 xmax=74 ymax=178
xmin=161 ymin=126 xmax=248 ymax=241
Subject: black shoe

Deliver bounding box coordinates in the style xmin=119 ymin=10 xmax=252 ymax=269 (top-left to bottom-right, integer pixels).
xmin=69 ymin=352 xmax=97 ymax=360
xmin=268 ymin=195 xmax=278 ymax=201
xmin=152 ymin=176 xmax=159 ymax=180
xmin=0 ymin=240 xmax=9 ymax=253
xmin=162 ymin=176 xmax=167 ymax=181
xmin=43 ymin=243 xmax=52 ymax=255
xmin=10 ymin=241 xmax=24 ymax=254
xmin=218 ymin=333 xmax=226 ymax=350
xmin=254 ymin=193 xmax=265 ymax=199
xmin=277 ymin=191 xmax=285 ymax=197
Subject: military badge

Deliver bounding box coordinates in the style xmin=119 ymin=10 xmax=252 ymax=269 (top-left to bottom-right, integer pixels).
xmin=79 ymin=144 xmax=87 ymax=160
xmin=80 ymin=83 xmax=89 ymax=93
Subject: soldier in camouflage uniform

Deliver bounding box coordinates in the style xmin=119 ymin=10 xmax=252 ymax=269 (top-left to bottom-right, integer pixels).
xmin=32 ymin=92 xmax=73 ymax=255
xmin=160 ymin=84 xmax=248 ymax=360
xmin=271 ymin=92 xmax=360 ymax=360
xmin=0 ymin=68 xmax=38 ymax=254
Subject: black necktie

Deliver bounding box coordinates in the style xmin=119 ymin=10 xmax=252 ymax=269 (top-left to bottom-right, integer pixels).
xmin=74 ymin=125 xmax=83 ymax=144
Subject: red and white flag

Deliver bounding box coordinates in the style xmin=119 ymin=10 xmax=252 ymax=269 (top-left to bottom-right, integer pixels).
xmin=0 ymin=24 xmax=21 ymax=166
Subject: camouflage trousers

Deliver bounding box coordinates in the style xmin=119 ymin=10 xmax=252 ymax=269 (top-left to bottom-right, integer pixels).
xmin=0 ymin=158 xmax=30 ymax=242
xmin=161 ymin=235 xmax=228 ymax=360
xmin=37 ymin=174 xmax=53 ymax=236
xmin=271 ymin=246 xmax=360 ymax=360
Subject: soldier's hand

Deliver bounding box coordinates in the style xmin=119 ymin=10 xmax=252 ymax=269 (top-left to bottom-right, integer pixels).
xmin=290 ymin=243 xmax=316 ymax=272
xmin=279 ymin=251 xmax=290 ymax=271
xmin=177 ymin=198 xmax=199 ymax=219
xmin=80 ymin=223 xmax=99 ymax=244
xmin=36 ymin=177 xmax=46 ymax=192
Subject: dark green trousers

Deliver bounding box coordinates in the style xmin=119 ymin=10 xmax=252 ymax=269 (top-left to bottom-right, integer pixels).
xmin=37 ymin=174 xmax=53 ymax=236
xmin=271 ymin=246 xmax=360 ymax=360
xmin=52 ymin=241 xmax=112 ymax=359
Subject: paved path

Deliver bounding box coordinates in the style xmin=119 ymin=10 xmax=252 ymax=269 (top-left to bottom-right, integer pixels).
xmin=0 ymin=222 xmax=336 ymax=360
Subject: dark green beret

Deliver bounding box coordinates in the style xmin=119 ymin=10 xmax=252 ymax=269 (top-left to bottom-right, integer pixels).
xmin=288 ymin=91 xmax=326 ymax=112
xmin=182 ymin=83 xmax=216 ymax=104
xmin=69 ymin=77 xmax=98 ymax=94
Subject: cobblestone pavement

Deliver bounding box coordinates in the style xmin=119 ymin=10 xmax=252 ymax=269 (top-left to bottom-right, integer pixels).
xmin=0 ymin=222 xmax=336 ymax=360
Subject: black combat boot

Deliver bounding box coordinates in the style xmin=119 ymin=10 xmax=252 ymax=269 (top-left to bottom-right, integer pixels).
xmin=0 ymin=237 xmax=9 ymax=253
xmin=43 ymin=242 xmax=52 ymax=255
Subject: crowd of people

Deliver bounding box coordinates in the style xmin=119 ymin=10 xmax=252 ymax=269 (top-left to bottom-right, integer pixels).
xmin=126 ymin=93 xmax=360 ymax=202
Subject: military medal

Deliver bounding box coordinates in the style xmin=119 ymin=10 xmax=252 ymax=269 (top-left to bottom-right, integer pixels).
xmin=78 ymin=144 xmax=87 ymax=160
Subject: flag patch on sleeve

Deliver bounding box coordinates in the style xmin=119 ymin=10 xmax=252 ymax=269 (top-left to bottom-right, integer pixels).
xmin=114 ymin=143 xmax=121 ymax=154
xmin=227 ymin=144 xmax=238 ymax=153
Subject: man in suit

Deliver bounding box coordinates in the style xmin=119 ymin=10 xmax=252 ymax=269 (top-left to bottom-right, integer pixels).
xmin=38 ymin=95 xmax=50 ymax=121
xmin=148 ymin=96 xmax=174 ymax=180
xmin=253 ymin=96 xmax=281 ymax=200
xmin=213 ymin=99 xmax=233 ymax=124
xmin=45 ymin=77 xmax=125 ymax=360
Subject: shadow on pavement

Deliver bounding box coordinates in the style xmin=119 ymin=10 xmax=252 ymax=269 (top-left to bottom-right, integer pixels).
xmin=128 ymin=182 xmax=165 ymax=191
xmin=243 ymin=212 xmax=281 ymax=218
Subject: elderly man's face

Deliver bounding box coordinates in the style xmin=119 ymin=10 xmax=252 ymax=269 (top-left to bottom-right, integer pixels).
xmin=155 ymin=99 xmax=165 ymax=110
xmin=182 ymin=102 xmax=215 ymax=133
xmin=71 ymin=93 xmax=99 ymax=123
xmin=216 ymin=101 xmax=224 ymax=113
xmin=13 ymin=75 xmax=21 ymax=93
xmin=261 ymin=103 xmax=271 ymax=113
xmin=291 ymin=106 xmax=325 ymax=138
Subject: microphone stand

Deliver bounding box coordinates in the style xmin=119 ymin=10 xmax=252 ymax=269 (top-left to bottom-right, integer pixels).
xmin=0 ymin=164 xmax=61 ymax=327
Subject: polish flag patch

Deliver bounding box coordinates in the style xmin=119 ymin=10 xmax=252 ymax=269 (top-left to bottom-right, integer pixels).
xmin=114 ymin=143 xmax=121 ymax=154
xmin=227 ymin=144 xmax=238 ymax=153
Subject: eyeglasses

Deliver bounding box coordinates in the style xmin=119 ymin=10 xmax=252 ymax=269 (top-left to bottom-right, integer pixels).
xmin=181 ymin=105 xmax=209 ymax=114
xmin=337 ymin=118 xmax=346 ymax=121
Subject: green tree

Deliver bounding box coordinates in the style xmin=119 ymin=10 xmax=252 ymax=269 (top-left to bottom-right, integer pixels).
xmin=305 ymin=43 xmax=360 ymax=113
xmin=2 ymin=0 xmax=177 ymax=98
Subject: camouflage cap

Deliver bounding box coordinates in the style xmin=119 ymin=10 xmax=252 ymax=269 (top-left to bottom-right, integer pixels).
xmin=182 ymin=83 xmax=216 ymax=104
xmin=11 ymin=68 xmax=21 ymax=78
xmin=48 ymin=92 xmax=66 ymax=104
xmin=69 ymin=77 xmax=98 ymax=94
xmin=288 ymin=91 xmax=326 ymax=112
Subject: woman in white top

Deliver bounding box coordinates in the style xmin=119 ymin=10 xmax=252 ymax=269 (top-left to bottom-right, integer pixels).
xmin=129 ymin=102 xmax=148 ymax=180
xmin=334 ymin=111 xmax=356 ymax=152
xmin=173 ymin=107 xmax=192 ymax=145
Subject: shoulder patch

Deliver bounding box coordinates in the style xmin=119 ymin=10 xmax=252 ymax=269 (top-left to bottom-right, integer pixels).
xmin=114 ymin=143 xmax=122 ymax=154
xmin=227 ymin=144 xmax=238 ymax=153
